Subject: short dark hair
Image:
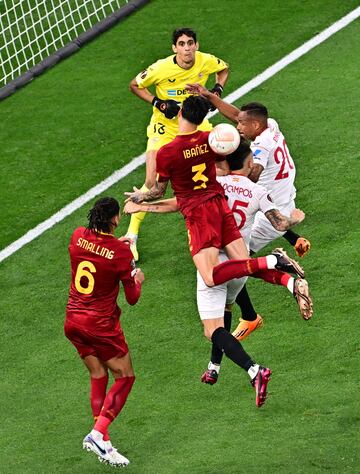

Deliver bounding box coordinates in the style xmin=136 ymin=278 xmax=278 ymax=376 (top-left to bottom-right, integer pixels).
xmin=240 ymin=102 xmax=268 ymax=120
xmin=226 ymin=141 xmax=252 ymax=170
xmin=172 ymin=27 xmax=197 ymax=45
xmin=181 ymin=95 xmax=209 ymax=125
xmin=87 ymin=197 xmax=119 ymax=233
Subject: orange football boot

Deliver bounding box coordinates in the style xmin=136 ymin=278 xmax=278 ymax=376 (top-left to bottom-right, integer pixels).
xmin=232 ymin=314 xmax=263 ymax=341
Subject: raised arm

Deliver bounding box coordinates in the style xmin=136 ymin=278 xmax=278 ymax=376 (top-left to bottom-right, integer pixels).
xmin=186 ymin=83 xmax=239 ymax=123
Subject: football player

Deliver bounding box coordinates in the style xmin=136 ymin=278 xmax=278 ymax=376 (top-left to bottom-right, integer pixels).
xmin=126 ymin=27 xmax=229 ymax=261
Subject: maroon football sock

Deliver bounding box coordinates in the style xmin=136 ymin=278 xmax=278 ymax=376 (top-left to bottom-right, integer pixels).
xmin=90 ymin=374 xmax=110 ymax=440
xmin=212 ymin=257 xmax=268 ymax=286
xmin=90 ymin=374 xmax=109 ymax=418
xmin=93 ymin=376 xmax=135 ymax=435
xmin=253 ymin=269 xmax=291 ymax=287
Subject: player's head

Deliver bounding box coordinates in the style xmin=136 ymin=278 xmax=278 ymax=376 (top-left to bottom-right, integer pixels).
xmin=226 ymin=141 xmax=254 ymax=174
xmin=237 ymin=102 xmax=268 ymax=141
xmin=172 ymin=28 xmax=198 ymax=66
xmin=87 ymin=197 xmax=120 ymax=233
xmin=180 ymin=95 xmax=209 ymax=125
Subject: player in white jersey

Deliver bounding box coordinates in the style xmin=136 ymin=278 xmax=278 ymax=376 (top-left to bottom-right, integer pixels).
xmin=198 ymin=142 xmax=311 ymax=384
xmin=185 ymin=85 xmax=311 ymax=257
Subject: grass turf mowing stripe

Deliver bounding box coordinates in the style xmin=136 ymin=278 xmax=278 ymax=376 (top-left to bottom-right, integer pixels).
xmin=1 ymin=4 xmax=359 ymax=264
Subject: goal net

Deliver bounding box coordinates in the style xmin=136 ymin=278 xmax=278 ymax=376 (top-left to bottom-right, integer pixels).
xmin=0 ymin=0 xmax=149 ymax=99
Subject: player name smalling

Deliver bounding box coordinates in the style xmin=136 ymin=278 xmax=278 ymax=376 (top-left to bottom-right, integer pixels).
xmin=183 ymin=143 xmax=208 ymax=159
xmin=76 ymin=237 xmax=114 ymax=259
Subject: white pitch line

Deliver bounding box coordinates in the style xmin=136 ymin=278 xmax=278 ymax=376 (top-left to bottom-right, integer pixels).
xmin=1 ymin=5 xmax=359 ymax=263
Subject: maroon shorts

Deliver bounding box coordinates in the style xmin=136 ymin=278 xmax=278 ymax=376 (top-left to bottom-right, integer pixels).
xmin=64 ymin=321 xmax=129 ymax=361
xmin=185 ymin=195 xmax=241 ymax=256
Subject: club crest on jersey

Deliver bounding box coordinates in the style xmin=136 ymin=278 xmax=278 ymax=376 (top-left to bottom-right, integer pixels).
xmin=139 ymin=69 xmax=148 ymax=79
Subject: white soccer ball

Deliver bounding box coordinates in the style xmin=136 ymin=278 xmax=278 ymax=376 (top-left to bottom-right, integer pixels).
xmin=208 ymin=123 xmax=241 ymax=155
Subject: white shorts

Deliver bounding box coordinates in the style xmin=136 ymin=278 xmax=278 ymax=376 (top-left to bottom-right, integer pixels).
xmin=250 ymin=200 xmax=295 ymax=253
xmin=196 ymin=253 xmax=247 ymax=320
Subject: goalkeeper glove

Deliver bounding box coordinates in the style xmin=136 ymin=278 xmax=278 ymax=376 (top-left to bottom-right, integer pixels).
xmin=208 ymin=83 xmax=224 ymax=111
xmin=152 ymin=97 xmax=180 ymax=119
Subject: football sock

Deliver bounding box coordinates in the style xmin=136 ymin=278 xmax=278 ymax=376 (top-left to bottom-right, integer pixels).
xmin=90 ymin=374 xmax=109 ymax=441
xmin=127 ymin=184 xmax=149 ymax=235
xmin=235 ymin=285 xmax=257 ymax=321
xmin=210 ymin=310 xmax=232 ymax=365
xmin=212 ymin=256 xmax=276 ymax=286
xmin=90 ymin=374 xmax=109 ymax=419
xmin=287 ymin=277 xmax=295 ymax=293
xmin=208 ymin=362 xmax=221 ymax=373
xmin=247 ymin=364 xmax=260 ymax=380
xmin=94 ymin=376 xmax=135 ymax=435
xmin=211 ymin=327 xmax=253 ymax=371
xmin=252 ymin=269 xmax=292 ymax=288
xmin=283 ymin=230 xmax=299 ymax=246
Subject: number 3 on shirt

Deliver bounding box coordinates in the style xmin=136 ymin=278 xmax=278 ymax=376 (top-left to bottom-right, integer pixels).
xmin=192 ymin=163 xmax=209 ymax=190
xmin=75 ymin=260 xmax=96 ymax=294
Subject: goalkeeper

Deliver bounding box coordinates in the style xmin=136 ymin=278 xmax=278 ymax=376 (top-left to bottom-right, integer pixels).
xmin=125 ymin=27 xmax=229 ymax=260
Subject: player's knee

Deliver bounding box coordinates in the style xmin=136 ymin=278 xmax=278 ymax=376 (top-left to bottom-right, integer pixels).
xmin=202 ymin=275 xmax=215 ymax=287
xmin=203 ymin=326 xmax=213 ymax=341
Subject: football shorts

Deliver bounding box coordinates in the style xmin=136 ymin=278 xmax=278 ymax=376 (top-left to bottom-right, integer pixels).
xmin=185 ymin=195 xmax=241 ymax=257
xmin=64 ymin=320 xmax=129 ymax=361
xmin=197 ymin=253 xmax=247 ymax=320
xmin=250 ymin=200 xmax=295 ymax=253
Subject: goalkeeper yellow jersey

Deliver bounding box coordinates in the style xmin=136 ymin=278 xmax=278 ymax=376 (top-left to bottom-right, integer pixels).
xmin=135 ymin=51 xmax=228 ymax=131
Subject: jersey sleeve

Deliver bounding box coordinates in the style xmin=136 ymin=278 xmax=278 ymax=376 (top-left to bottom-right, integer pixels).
xmin=202 ymin=52 xmax=228 ymax=74
xmin=135 ymin=60 xmax=161 ymax=89
xmin=258 ymin=187 xmax=276 ymax=214
xmin=117 ymin=245 xmax=142 ymax=305
xmin=250 ymin=143 xmax=270 ymax=169
xmin=156 ymin=147 xmax=171 ymax=182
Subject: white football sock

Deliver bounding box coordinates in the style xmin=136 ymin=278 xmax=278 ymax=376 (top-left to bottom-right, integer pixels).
xmin=287 ymin=277 xmax=295 ymax=294
xmin=248 ymin=364 xmax=260 ymax=380
xmin=208 ymin=362 xmax=221 ymax=374
xmin=265 ymin=255 xmax=277 ymax=269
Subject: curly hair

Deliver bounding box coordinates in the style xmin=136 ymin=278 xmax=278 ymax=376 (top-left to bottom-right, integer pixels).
xmin=87 ymin=197 xmax=120 ymax=233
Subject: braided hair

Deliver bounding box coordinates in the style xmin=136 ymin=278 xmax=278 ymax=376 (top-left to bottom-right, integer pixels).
xmin=87 ymin=197 xmax=120 ymax=233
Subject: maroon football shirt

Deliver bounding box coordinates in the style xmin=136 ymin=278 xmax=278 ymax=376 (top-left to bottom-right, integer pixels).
xmin=66 ymin=227 xmax=140 ymax=335
xmin=156 ymin=130 xmax=224 ymax=216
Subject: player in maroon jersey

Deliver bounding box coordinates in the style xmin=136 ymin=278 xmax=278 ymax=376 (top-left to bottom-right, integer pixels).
xmin=125 ymin=95 xmax=306 ymax=407
xmin=65 ymin=197 xmax=144 ymax=466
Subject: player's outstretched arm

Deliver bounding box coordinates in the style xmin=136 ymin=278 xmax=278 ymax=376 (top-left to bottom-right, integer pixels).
xmin=186 ymin=83 xmax=239 ymax=123
xmin=265 ymin=208 xmax=305 ymax=232
xmin=124 ymin=197 xmax=178 ymax=215
xmin=125 ymin=180 xmax=168 ymax=204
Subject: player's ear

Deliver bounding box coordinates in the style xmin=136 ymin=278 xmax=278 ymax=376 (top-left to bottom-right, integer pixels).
xmin=195 ymin=42 xmax=199 ymax=50
xmin=172 ymin=44 xmax=177 ymax=54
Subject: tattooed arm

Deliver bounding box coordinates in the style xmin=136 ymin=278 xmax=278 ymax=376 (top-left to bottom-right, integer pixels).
xmin=125 ymin=180 xmax=168 ymax=203
xmin=124 ymin=197 xmax=178 ymax=214
xmin=265 ymin=208 xmax=305 ymax=231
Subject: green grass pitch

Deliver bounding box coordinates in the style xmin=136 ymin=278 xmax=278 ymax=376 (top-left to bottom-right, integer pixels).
xmin=1 ymin=1 xmax=360 ymax=472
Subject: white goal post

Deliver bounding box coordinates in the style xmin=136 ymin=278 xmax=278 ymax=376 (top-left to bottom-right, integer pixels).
xmin=0 ymin=0 xmax=150 ymax=100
